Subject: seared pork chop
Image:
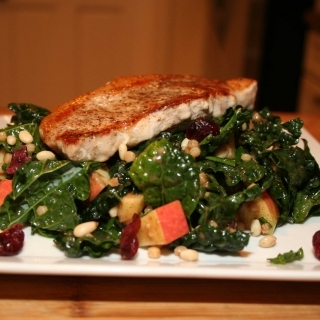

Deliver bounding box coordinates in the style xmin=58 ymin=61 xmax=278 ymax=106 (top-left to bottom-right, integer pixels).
xmin=39 ymin=74 xmax=257 ymax=162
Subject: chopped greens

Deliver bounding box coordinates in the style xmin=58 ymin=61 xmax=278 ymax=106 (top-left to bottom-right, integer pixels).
xmin=8 ymin=103 xmax=51 ymax=125
xmin=0 ymin=103 xmax=319 ymax=260
xmin=267 ymin=248 xmax=304 ymax=264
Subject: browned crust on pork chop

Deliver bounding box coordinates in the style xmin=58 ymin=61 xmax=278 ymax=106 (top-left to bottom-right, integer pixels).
xmin=39 ymin=74 xmax=257 ymax=161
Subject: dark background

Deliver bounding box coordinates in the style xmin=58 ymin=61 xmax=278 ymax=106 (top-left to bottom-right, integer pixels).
xmin=257 ymin=0 xmax=314 ymax=112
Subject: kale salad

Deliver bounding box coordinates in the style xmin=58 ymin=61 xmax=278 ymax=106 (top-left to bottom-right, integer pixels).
xmin=0 ymin=103 xmax=320 ymax=260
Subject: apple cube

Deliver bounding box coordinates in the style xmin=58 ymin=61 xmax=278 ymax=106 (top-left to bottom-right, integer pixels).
xmin=137 ymin=200 xmax=189 ymax=247
xmin=89 ymin=171 xmax=109 ymax=201
xmin=236 ymin=191 xmax=280 ymax=234
xmin=117 ymin=193 xmax=146 ymax=223
xmin=0 ymin=179 xmax=13 ymax=206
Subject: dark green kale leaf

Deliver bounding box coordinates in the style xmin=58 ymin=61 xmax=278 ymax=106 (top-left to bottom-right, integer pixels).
xmin=0 ymin=160 xmax=98 ymax=232
xmin=200 ymin=106 xmax=252 ymax=154
xmin=135 ymin=131 xmax=185 ymax=155
xmin=267 ymin=247 xmax=304 ymax=264
xmin=291 ymin=189 xmax=320 ymax=223
xmin=269 ymin=147 xmax=314 ymax=190
xmin=288 ymin=139 xmax=320 ymax=223
xmin=266 ymin=171 xmax=291 ymax=225
xmin=53 ymin=218 xmax=121 ymax=258
xmin=130 ymin=138 xmax=200 ymax=218
xmin=240 ymin=107 xmax=303 ymax=152
xmin=169 ymin=223 xmax=250 ymax=253
xmin=197 ymin=193 xmax=238 ymax=228
xmin=8 ymin=103 xmax=50 ymax=125
xmin=202 ymin=172 xmax=227 ymax=197
xmin=244 ymin=114 xmax=320 ymax=225
xmin=212 ymin=159 xmax=265 ymax=186
xmin=0 ymin=123 xmax=46 ymax=154
xmin=198 ymin=158 xmax=265 ymax=187
xmin=227 ymin=183 xmax=261 ymax=208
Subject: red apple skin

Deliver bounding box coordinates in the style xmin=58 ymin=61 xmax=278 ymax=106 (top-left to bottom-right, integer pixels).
xmin=137 ymin=200 xmax=189 ymax=247
xmin=156 ymin=200 xmax=189 ymax=243
xmin=261 ymin=191 xmax=279 ymax=217
xmin=88 ymin=172 xmax=106 ymax=201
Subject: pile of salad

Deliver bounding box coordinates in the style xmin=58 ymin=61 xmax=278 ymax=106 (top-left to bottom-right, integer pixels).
xmin=0 ymin=103 xmax=320 ymax=260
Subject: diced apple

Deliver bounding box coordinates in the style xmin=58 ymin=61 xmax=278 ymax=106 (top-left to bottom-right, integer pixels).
xmin=137 ymin=200 xmax=189 ymax=247
xmin=117 ymin=193 xmax=145 ymax=222
xmin=235 ymin=191 xmax=280 ymax=234
xmin=0 ymin=179 xmax=13 ymax=206
xmin=89 ymin=169 xmax=110 ymax=201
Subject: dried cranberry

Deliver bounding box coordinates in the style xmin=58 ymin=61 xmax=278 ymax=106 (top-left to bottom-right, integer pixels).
xmin=186 ymin=118 xmax=220 ymax=142
xmin=120 ymin=214 xmax=141 ymax=260
xmin=0 ymin=224 xmax=25 ymax=256
xmin=6 ymin=145 xmax=32 ymax=175
xmin=312 ymin=230 xmax=320 ymax=260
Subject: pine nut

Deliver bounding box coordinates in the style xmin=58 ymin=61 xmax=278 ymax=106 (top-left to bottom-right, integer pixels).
xmin=181 ymin=138 xmax=189 ymax=150
xmin=144 ymin=205 xmax=153 ymax=214
xmin=19 ymin=130 xmax=33 ymax=144
xmin=180 ymin=249 xmax=199 ymax=261
xmin=108 ymin=177 xmax=119 ymax=187
xmin=4 ymin=153 xmax=12 ymax=164
xmin=148 ymin=246 xmax=161 ymax=259
xmin=156 ymin=147 xmax=165 ymax=156
xmin=118 ymin=143 xmax=127 ymax=160
xmin=36 ymin=205 xmax=48 ymax=216
xmin=209 ymin=220 xmax=218 ymax=227
xmin=252 ymin=112 xmax=263 ymax=122
xmin=0 ymin=131 xmax=7 ymax=142
xmin=251 ymin=219 xmax=261 ymax=236
xmin=109 ymin=206 xmax=118 ymax=217
xmin=26 ymin=143 xmax=36 ymax=152
xmin=6 ymin=135 xmax=16 ymax=145
xmin=189 ymin=147 xmax=201 ymax=158
xmin=241 ymin=153 xmax=252 ymax=161
xmin=247 ymin=183 xmax=256 ymax=189
xmin=188 ymin=139 xmax=199 ymax=148
xmin=73 ymin=221 xmax=99 ymax=237
xmin=259 ymin=235 xmax=277 ymax=248
xmin=36 ymin=150 xmax=55 ymax=161
xmin=174 ymin=245 xmax=187 ymax=256
xmin=123 ymin=151 xmax=136 ymax=163
xmin=199 ymin=172 xmax=209 ymax=187
xmin=225 ymin=226 xmax=236 ymax=233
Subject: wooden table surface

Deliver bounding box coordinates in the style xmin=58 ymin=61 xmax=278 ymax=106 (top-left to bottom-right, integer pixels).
xmin=1 ymin=110 xmax=320 ymax=320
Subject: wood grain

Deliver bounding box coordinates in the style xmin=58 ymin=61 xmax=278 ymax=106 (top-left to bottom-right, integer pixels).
xmin=1 ymin=111 xmax=320 ymax=319
xmin=1 ymin=275 xmax=320 ymax=319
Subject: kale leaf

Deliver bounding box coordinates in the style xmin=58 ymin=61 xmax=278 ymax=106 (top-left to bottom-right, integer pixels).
xmin=53 ymin=218 xmax=121 ymax=258
xmin=169 ymin=223 xmax=250 ymax=253
xmin=8 ymin=103 xmax=50 ymax=125
xmin=0 ymin=123 xmax=46 ymax=154
xmin=267 ymin=248 xmax=304 ymax=264
xmin=200 ymin=106 xmax=252 ymax=155
xmin=0 ymin=160 xmax=100 ymax=232
xmin=130 ymin=138 xmax=200 ymax=218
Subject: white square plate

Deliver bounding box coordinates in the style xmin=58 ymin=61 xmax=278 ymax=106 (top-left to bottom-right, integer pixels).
xmin=0 ymin=115 xmax=320 ymax=281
